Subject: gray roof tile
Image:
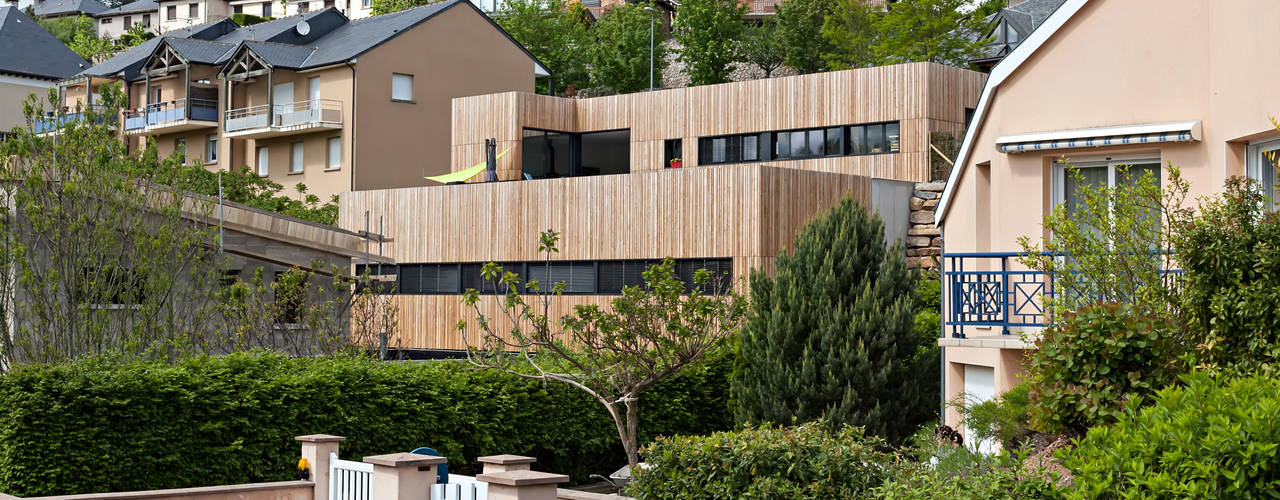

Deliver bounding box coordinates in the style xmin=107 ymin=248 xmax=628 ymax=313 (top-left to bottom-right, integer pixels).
xmin=165 ymin=37 xmax=235 ymax=64
xmin=32 ymin=0 xmax=109 ymax=16
xmin=95 ymin=0 xmax=159 ymax=17
xmin=0 ymin=6 xmax=89 ymax=79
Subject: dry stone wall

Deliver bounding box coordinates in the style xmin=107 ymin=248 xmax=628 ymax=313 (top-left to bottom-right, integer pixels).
xmin=906 ymin=181 xmax=944 ymax=270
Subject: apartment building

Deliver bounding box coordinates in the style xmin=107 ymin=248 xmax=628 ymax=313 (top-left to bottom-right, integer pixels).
xmin=61 ymin=0 xmax=547 ymax=200
xmin=94 ymin=0 xmax=247 ymax=40
xmin=0 ymin=6 xmax=89 ymax=141
xmin=934 ymin=0 xmax=1280 ymax=444
xmin=339 ymin=62 xmax=985 ymax=351
xmin=95 ymin=0 xmax=159 ymax=39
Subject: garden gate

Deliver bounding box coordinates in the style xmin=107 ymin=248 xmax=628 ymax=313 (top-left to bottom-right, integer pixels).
xmin=330 ymin=452 xmax=489 ymax=500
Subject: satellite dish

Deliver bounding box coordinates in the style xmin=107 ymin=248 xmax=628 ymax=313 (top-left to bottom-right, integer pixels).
xmin=296 ymin=20 xmax=310 ymax=36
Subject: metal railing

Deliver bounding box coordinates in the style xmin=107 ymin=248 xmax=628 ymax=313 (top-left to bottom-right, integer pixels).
xmin=33 ymin=104 xmax=111 ymax=134
xmin=224 ymin=99 xmax=343 ymax=133
xmin=125 ymin=98 xmax=219 ymax=130
xmin=942 ymin=251 xmax=1182 ymax=338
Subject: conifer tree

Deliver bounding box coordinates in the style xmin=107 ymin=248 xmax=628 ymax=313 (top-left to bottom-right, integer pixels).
xmin=732 ymin=197 xmax=935 ymax=443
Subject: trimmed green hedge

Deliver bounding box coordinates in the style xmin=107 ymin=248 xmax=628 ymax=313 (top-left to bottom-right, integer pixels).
xmin=0 ymin=352 xmax=731 ymax=496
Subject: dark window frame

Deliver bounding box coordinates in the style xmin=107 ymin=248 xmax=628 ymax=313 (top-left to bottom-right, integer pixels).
xmin=698 ymin=121 xmax=902 ymax=166
xmin=369 ymin=258 xmax=734 ymax=296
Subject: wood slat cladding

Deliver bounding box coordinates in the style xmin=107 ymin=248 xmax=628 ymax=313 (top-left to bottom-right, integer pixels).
xmin=450 ymin=62 xmax=985 ymax=183
xmin=339 ymin=165 xmax=874 ymax=350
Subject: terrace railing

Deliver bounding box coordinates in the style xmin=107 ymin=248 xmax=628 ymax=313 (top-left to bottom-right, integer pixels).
xmin=33 ymin=104 xmax=111 ymax=134
xmin=225 ymin=99 xmax=342 ymax=133
xmin=125 ymin=98 xmax=219 ymax=131
xmin=943 ymin=251 xmax=1181 ymax=338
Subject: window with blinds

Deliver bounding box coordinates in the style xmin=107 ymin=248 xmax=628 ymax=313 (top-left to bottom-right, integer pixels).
xmin=362 ymin=258 xmax=733 ymax=296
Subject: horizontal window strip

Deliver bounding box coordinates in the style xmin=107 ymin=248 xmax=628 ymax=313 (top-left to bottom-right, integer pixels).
xmin=697 ymin=121 xmax=901 ymax=166
xmin=356 ymin=258 xmax=734 ymax=296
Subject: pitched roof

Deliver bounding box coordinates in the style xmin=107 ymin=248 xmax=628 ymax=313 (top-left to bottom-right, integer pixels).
xmin=75 ymin=18 xmax=237 ymax=79
xmin=241 ymin=40 xmax=315 ymax=67
xmin=935 ymin=0 xmax=1087 ymax=225
xmin=32 ymin=0 xmax=108 ymax=16
xmin=0 ymin=6 xmax=89 ymax=80
xmin=95 ymin=0 xmax=159 ymax=17
xmin=974 ymin=0 xmax=1068 ymax=63
xmin=164 ymin=37 xmax=236 ymax=64
xmin=298 ymin=1 xmax=456 ymax=68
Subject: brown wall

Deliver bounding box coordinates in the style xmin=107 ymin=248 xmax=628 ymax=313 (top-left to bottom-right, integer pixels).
xmin=352 ymin=3 xmax=538 ymax=192
xmin=4 ymin=481 xmax=312 ymax=500
xmin=450 ymin=62 xmax=985 ymax=183
xmin=339 ymin=165 xmax=878 ymax=349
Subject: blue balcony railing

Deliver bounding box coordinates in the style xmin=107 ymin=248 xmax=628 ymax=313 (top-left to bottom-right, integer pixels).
xmin=33 ymin=105 xmax=111 ymax=134
xmin=125 ymin=98 xmax=219 ymax=131
xmin=943 ymin=252 xmax=1182 ymax=338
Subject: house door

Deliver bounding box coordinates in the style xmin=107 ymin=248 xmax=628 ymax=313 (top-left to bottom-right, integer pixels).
xmin=962 ymin=364 xmax=995 ymax=454
xmin=272 ymin=82 xmax=294 ymax=124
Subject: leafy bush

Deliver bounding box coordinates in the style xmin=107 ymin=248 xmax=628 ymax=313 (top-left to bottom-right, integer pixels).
xmin=877 ymin=458 xmax=1057 ymax=499
xmin=1174 ymin=176 xmax=1280 ymax=375
xmin=734 ymin=197 xmax=934 ymax=444
xmin=914 ymin=277 xmax=942 ymax=352
xmin=1027 ymin=302 xmax=1181 ymax=434
xmin=630 ymin=421 xmax=893 ymax=499
xmin=0 ymin=352 xmax=732 ymax=495
xmin=1060 ymin=372 xmax=1280 ymax=498
xmin=962 ymin=382 xmax=1032 ymax=452
xmin=231 ymin=13 xmax=271 ymax=25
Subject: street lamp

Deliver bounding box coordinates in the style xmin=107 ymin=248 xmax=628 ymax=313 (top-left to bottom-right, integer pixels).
xmin=645 ymin=6 xmax=655 ymax=90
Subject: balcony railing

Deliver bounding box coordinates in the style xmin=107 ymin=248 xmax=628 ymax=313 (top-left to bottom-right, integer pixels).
xmin=33 ymin=105 xmax=111 ymax=134
xmin=224 ymin=99 xmax=343 ymax=134
xmin=943 ymin=252 xmax=1181 ymax=338
xmin=124 ymin=98 xmax=219 ymax=131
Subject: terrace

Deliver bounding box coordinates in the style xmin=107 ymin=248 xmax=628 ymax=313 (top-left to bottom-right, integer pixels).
xmin=224 ymin=99 xmax=343 ymax=139
xmin=124 ymin=97 xmax=219 ymax=134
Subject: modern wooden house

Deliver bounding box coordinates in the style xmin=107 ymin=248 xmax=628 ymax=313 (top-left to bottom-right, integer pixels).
xmin=340 ymin=62 xmax=985 ymax=351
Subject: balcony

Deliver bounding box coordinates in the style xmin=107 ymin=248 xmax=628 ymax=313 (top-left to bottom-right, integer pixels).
xmin=124 ymin=98 xmax=219 ymax=135
xmin=224 ymin=99 xmax=343 ymax=139
xmin=33 ymin=105 xmax=112 ymax=135
xmin=942 ymin=252 xmax=1181 ymax=338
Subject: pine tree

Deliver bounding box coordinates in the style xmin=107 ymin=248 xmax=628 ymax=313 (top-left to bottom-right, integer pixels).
xmin=732 ymin=197 xmax=936 ymax=443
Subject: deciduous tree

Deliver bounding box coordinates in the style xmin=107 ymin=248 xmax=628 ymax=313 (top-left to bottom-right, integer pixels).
xmin=737 ymin=18 xmax=783 ymax=78
xmin=590 ymin=4 xmax=666 ymax=94
xmin=673 ymin=0 xmax=746 ymax=86
xmin=774 ymin=0 xmax=828 ymax=74
xmin=869 ymin=0 xmax=988 ymax=66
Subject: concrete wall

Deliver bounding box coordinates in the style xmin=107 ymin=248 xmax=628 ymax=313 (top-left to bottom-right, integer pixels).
xmin=1 ymin=481 xmax=312 ymax=500
xmin=0 ymin=75 xmax=53 ymax=133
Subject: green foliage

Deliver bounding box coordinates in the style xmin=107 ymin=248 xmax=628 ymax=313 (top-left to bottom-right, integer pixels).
xmin=733 ymin=197 xmax=934 ymax=444
xmin=589 ymin=4 xmax=665 ymax=94
xmin=819 ymin=0 xmax=876 ymax=70
xmin=961 ymin=382 xmax=1032 ymax=452
xmin=36 ymin=14 xmax=95 ymax=47
xmin=877 ymin=456 xmax=1056 ymax=499
xmin=1173 ymin=176 xmax=1280 ymax=375
xmin=1018 ymin=163 xmax=1186 ymax=319
xmin=1060 ymin=372 xmax=1280 ymax=499
xmin=869 ymin=0 xmax=988 ymax=67
xmin=913 ymin=276 xmax=941 ymax=349
xmin=0 ymin=352 xmax=733 ymax=495
xmin=119 ymin=23 xmax=155 ymax=48
xmin=736 ymin=18 xmax=783 ymax=78
xmin=630 ymin=421 xmax=894 ymax=499
xmin=672 ymin=0 xmax=746 ymax=86
xmin=774 ymin=0 xmax=829 ymax=74
xmin=490 ymin=0 xmax=592 ymax=95
xmin=1027 ymin=302 xmax=1182 ymax=435
xmin=143 ymin=160 xmax=339 ymax=225
xmin=463 ymin=232 xmax=747 ymax=467
xmin=231 ymin=12 xmax=272 ymax=26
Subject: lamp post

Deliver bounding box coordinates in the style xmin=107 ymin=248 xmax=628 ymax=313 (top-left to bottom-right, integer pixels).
xmin=645 ymin=6 xmax=655 ymax=90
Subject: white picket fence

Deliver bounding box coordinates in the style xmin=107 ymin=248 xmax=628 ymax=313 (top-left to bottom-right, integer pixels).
xmin=330 ymin=453 xmax=489 ymax=500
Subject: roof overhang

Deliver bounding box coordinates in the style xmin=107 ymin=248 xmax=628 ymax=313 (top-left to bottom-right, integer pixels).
xmin=934 ymin=0 xmax=1090 ymax=226
xmin=995 ymin=120 xmax=1201 ymax=154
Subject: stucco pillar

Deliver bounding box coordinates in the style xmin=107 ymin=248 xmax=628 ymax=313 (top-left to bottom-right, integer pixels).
xmin=297 ymin=434 xmax=346 ymax=500
xmin=476 ymin=470 xmax=569 ymax=500
xmin=363 ymin=453 xmax=445 ymax=500
xmin=477 ymin=454 xmax=536 ymax=474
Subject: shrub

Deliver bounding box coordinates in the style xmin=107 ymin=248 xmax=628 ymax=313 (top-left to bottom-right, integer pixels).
xmin=1174 ymin=176 xmax=1280 ymax=375
xmin=734 ymin=197 xmax=933 ymax=444
xmin=630 ymin=421 xmax=893 ymax=499
xmin=1027 ymin=302 xmax=1181 ymax=434
xmin=962 ymin=382 xmax=1032 ymax=452
xmin=1060 ymin=372 xmax=1280 ymax=498
xmin=876 ymin=459 xmax=1057 ymax=499
xmin=231 ymin=13 xmax=271 ymax=25
xmin=0 ymin=352 xmax=732 ymax=496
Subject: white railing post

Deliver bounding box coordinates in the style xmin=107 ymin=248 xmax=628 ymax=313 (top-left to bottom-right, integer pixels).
xmin=297 ymin=434 xmax=347 ymax=500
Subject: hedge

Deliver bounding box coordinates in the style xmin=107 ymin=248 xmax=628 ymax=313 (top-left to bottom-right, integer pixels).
xmin=630 ymin=421 xmax=894 ymax=499
xmin=0 ymin=352 xmax=732 ymax=496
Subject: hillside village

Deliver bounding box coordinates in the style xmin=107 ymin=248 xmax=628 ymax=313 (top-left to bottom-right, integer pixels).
xmin=2 ymin=0 xmax=1280 ymax=498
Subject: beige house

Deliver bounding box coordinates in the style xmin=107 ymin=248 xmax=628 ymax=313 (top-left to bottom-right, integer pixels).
xmin=95 ymin=0 xmax=159 ymax=40
xmin=340 ymin=63 xmax=984 ymax=351
xmin=61 ymin=1 xmax=548 ymax=200
xmin=0 ymin=6 xmax=89 ymax=139
xmin=934 ymin=0 xmax=1280 ymax=445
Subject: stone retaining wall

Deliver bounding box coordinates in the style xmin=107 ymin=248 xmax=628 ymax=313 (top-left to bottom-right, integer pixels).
xmin=906 ymin=181 xmax=944 ymax=270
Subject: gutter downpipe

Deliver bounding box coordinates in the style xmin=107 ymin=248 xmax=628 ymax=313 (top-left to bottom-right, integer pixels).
xmin=346 ymin=59 xmax=356 ymax=191
xmin=939 ymin=226 xmax=947 ymax=425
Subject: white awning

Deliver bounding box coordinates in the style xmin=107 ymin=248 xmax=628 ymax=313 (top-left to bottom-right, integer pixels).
xmin=996 ymin=120 xmax=1201 ymax=154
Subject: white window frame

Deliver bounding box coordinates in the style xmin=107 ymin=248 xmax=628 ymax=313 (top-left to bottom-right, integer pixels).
xmin=257 ymin=146 xmax=269 ymax=176
xmin=326 ymin=136 xmax=340 ymax=170
xmin=206 ymin=134 xmax=217 ymax=163
xmin=1246 ymin=138 xmax=1280 ymax=212
xmin=175 ymin=138 xmax=187 ymax=160
xmin=1051 ymin=153 xmax=1162 ymax=208
xmin=391 ymin=73 xmax=413 ymax=102
xmin=290 ymin=142 xmax=304 ymax=174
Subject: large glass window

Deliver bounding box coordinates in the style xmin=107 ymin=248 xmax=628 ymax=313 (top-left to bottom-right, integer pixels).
xmin=1247 ymin=139 xmax=1280 ymax=212
xmin=1057 ymin=159 xmax=1161 ymax=229
xmin=522 ymin=128 xmax=630 ymax=179
xmin=378 ymin=258 xmax=732 ymax=296
xmin=701 ymin=122 xmax=899 ymax=165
